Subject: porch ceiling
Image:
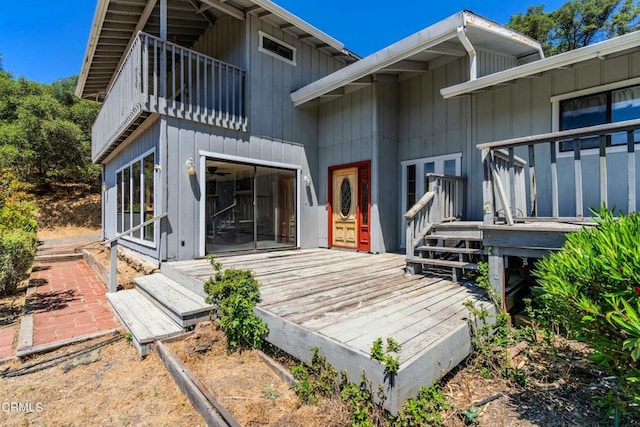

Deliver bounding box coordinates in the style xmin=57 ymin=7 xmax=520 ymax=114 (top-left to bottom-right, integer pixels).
xmin=76 ymin=0 xmax=359 ymax=101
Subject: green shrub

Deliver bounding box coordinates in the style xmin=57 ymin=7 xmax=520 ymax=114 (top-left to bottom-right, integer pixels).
xmin=0 ymin=230 xmax=36 ymax=294
xmin=532 ymin=208 xmax=640 ymax=415
xmin=203 ymin=256 xmax=268 ymax=352
xmin=0 ymin=168 xmax=37 ymax=295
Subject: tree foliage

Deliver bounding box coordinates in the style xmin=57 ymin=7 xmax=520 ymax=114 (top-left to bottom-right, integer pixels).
xmin=0 ymin=72 xmax=101 ymax=190
xmin=507 ymin=0 xmax=640 ymax=56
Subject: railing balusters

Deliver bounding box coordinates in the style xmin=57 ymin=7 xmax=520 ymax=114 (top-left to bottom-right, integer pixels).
xmin=92 ymin=32 xmax=248 ymax=161
xmin=550 ymin=141 xmax=559 ymax=218
xmin=599 ymin=135 xmax=607 ymax=207
xmin=573 ymin=138 xmax=583 ymax=217
xmin=528 ymin=144 xmax=536 ymax=217
xmin=628 ymin=130 xmax=636 ymax=213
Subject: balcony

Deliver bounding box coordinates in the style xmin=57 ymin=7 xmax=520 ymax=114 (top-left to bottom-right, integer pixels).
xmin=92 ymin=32 xmax=247 ymax=163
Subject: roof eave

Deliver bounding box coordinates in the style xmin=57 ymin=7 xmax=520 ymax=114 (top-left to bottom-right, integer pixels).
xmin=291 ymin=12 xmax=465 ymax=107
xmin=441 ymin=30 xmax=640 ymax=99
xmin=75 ymin=0 xmax=110 ymax=99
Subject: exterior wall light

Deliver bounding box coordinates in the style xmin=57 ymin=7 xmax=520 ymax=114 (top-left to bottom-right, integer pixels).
xmin=303 ymin=174 xmax=312 ymax=187
xmin=185 ymin=156 xmax=196 ymax=176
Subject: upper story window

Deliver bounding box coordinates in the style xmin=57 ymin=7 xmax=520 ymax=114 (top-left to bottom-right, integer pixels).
xmin=259 ymin=31 xmax=296 ymax=66
xmin=559 ymin=84 xmax=640 ymax=151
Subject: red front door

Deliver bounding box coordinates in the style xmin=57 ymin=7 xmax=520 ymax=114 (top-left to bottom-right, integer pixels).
xmin=328 ymin=161 xmax=371 ymax=252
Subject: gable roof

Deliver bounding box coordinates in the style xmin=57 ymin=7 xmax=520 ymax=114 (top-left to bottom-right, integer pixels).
xmin=76 ymin=0 xmax=358 ymax=100
xmin=441 ymin=30 xmax=640 ymax=99
xmin=290 ymin=10 xmax=543 ymax=107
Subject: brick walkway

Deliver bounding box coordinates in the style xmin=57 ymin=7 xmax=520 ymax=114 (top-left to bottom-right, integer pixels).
xmin=28 ymin=260 xmax=118 ymax=346
xmin=0 ymin=329 xmax=15 ymax=359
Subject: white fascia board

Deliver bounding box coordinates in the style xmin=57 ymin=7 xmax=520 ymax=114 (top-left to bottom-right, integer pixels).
xmin=463 ymin=11 xmax=544 ymax=59
xmin=441 ymin=30 xmax=640 ymax=99
xmin=291 ymin=12 xmax=464 ymax=107
xmin=250 ymin=0 xmax=345 ymax=52
xmin=75 ymin=0 xmax=110 ymax=98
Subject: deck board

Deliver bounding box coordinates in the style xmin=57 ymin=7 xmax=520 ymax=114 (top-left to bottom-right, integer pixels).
xmin=163 ymin=248 xmax=489 ymax=413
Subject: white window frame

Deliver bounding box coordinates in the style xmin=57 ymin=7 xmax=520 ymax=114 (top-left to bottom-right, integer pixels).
xmin=115 ymin=148 xmax=158 ymax=248
xmin=258 ymin=30 xmax=297 ymax=66
xmin=551 ymin=76 xmax=640 ymax=158
xmin=399 ymin=152 xmax=462 ymax=248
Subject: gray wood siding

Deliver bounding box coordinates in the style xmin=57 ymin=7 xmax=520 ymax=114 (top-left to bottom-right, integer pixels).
xmin=472 ymin=52 xmax=640 ymax=217
xmin=376 ymin=81 xmax=400 ymax=252
xmin=477 ymin=48 xmax=519 ymax=78
xmin=398 ymin=58 xmax=476 ymax=220
xmin=104 ymin=121 xmax=160 ymax=261
xmin=317 ymin=87 xmax=374 ymax=248
xmin=246 ymin=14 xmax=343 ymax=146
xmin=191 ymin=16 xmax=246 ymax=68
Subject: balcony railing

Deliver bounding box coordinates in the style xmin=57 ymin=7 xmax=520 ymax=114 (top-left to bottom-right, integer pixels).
xmin=479 ymin=118 xmax=640 ymax=225
xmin=92 ymin=32 xmax=247 ymax=162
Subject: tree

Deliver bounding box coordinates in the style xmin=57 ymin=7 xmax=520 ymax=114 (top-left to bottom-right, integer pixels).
xmin=507 ymin=0 xmax=640 ymax=56
xmin=0 ymin=72 xmax=100 ymax=190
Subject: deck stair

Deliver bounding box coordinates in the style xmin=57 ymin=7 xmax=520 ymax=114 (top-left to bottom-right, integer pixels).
xmin=106 ymin=273 xmax=214 ymax=356
xmin=409 ymin=221 xmax=483 ymax=280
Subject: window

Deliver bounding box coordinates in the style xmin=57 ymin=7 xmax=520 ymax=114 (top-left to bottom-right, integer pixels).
xmin=259 ymin=31 xmax=296 ymax=66
xmin=559 ymin=84 xmax=640 ymax=151
xmin=117 ymin=151 xmax=156 ymax=244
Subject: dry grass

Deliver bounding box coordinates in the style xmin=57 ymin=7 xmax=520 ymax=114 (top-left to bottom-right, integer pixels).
xmin=0 ymin=337 xmax=204 ymax=426
xmin=37 ymin=226 xmax=101 ymax=241
xmin=168 ymin=323 xmax=352 ymax=427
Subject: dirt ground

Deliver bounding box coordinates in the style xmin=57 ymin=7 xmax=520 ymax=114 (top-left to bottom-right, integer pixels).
xmin=167 ymin=322 xmax=351 ymax=427
xmin=0 ymin=335 xmax=204 ymax=426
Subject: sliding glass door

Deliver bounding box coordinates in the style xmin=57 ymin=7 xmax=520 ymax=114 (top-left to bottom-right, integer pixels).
xmin=205 ymin=159 xmax=296 ymax=253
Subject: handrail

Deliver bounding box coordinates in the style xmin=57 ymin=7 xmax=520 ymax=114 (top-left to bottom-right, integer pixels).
xmin=478 ymin=118 xmax=640 ymax=150
xmin=104 ymin=212 xmax=167 ymax=293
xmin=211 ymin=200 xmax=237 ymax=219
xmin=103 ymin=212 xmax=168 ymax=246
xmin=425 ymin=173 xmax=467 ymax=182
xmin=404 ymin=191 xmax=435 ymax=219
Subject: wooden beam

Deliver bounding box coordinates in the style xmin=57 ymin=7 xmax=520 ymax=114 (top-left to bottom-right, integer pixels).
xmin=106 ymin=0 xmax=158 ymax=94
xmin=383 ymin=60 xmax=429 ymax=73
xmin=199 ymin=0 xmax=245 ymax=21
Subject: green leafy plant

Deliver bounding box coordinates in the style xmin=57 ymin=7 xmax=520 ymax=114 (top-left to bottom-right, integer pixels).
xmin=532 ymin=208 xmax=640 ymax=419
xmin=394 ymin=384 xmax=450 ymax=427
xmin=370 ymin=337 xmax=402 ymax=388
xmin=291 ymin=347 xmax=342 ymax=405
xmin=203 ymin=255 xmax=268 ymax=352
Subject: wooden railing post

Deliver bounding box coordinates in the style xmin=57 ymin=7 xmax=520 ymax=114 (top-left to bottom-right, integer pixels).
xmin=109 ymin=241 xmax=118 ymax=293
xmin=628 ymin=130 xmax=636 ymax=213
xmin=528 ymin=144 xmax=537 ymax=217
xmin=482 ymin=148 xmax=494 ymax=225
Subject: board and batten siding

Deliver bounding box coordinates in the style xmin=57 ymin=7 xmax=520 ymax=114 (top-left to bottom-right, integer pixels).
xmin=397 ymin=58 xmax=477 ymax=220
xmin=472 ymin=51 xmax=640 ymax=217
xmin=103 ymin=120 xmax=160 ymax=263
xmin=477 ymin=48 xmax=520 ymax=78
xmin=191 ymin=16 xmax=246 ymax=68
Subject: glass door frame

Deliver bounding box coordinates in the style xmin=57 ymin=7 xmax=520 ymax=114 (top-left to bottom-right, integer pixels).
xmin=198 ymin=151 xmax=301 ymax=257
xmin=399 ymin=152 xmax=462 ymax=248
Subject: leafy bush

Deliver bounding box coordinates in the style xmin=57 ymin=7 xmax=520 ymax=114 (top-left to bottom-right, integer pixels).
xmin=532 ymin=208 xmax=640 ymax=414
xmin=0 ymin=230 xmax=36 ymax=295
xmin=0 ymin=168 xmax=37 ymax=295
xmin=203 ymin=256 xmax=268 ymax=351
xmin=394 ymin=385 xmax=449 ymax=427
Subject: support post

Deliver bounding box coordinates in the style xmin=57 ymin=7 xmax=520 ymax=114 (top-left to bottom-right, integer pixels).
xmin=628 ymin=130 xmax=636 ymax=213
xmin=482 ymin=148 xmax=495 ymax=225
xmin=109 ymin=241 xmax=118 ymax=293
xmin=488 ymin=247 xmax=505 ymax=311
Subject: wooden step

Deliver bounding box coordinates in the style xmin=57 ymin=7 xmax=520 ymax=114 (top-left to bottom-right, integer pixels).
xmin=135 ymin=274 xmax=214 ymax=328
xmin=411 ymin=258 xmax=479 ymax=270
xmin=416 ymin=246 xmax=482 ymax=255
xmin=34 ymin=252 xmax=84 ymax=263
xmin=425 ymin=234 xmax=482 ymax=242
xmin=106 ymin=290 xmax=183 ymax=356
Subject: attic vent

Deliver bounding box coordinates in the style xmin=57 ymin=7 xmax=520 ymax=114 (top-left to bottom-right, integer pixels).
xmin=259 ymin=31 xmax=296 ymax=66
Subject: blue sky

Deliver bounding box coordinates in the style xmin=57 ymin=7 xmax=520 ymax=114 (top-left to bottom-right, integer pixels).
xmin=0 ymin=0 xmax=566 ymax=84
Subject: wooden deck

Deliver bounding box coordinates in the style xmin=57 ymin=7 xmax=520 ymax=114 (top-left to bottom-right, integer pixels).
xmin=163 ymin=248 xmax=491 ymax=413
